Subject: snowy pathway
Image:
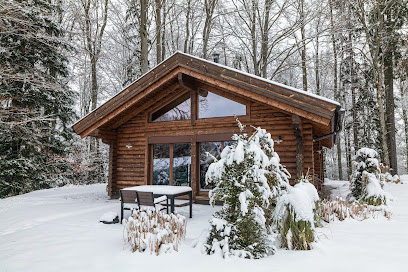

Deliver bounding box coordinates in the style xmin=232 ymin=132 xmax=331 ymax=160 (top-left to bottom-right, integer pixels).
xmin=0 ymin=180 xmax=407 ymax=272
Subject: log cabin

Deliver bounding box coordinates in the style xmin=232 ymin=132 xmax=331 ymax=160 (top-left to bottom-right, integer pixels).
xmin=73 ymin=51 xmax=344 ymax=201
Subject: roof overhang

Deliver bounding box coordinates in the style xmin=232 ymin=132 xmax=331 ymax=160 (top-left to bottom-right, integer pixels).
xmin=73 ymin=52 xmax=342 ymax=147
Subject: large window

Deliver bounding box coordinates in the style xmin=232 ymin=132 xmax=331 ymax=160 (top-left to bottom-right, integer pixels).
xmin=198 ymin=91 xmax=246 ymax=119
xmin=152 ymin=143 xmax=191 ymax=186
xmin=199 ymin=140 xmax=236 ymax=190
xmin=151 ymin=140 xmax=236 ymax=191
xmin=173 ymin=143 xmax=191 ymax=186
xmin=150 ymin=89 xmax=247 ymax=123
xmin=152 ymin=144 xmax=170 ymax=185
xmin=199 ymin=142 xmax=221 ymax=190
xmin=151 ymin=92 xmax=191 ymax=122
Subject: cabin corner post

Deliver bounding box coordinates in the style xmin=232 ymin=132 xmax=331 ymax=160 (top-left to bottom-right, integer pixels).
xmin=107 ymin=130 xmax=118 ymax=198
xmin=292 ymin=115 xmax=304 ymax=180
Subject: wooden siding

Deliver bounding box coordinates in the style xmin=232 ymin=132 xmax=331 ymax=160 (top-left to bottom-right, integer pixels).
xmin=108 ymin=89 xmax=315 ymax=197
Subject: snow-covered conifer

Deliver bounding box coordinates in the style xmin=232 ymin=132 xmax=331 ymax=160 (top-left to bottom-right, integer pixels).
xmin=0 ymin=0 xmax=76 ymax=197
xmin=350 ymin=148 xmax=381 ymax=199
xmin=350 ymin=148 xmax=391 ymax=205
xmin=203 ymin=120 xmax=290 ymax=258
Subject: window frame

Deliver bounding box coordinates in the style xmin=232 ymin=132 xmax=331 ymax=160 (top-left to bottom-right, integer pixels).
xmin=147 ymin=86 xmax=251 ymax=126
xmin=147 ymin=134 xmax=240 ymax=195
xmin=148 ymin=90 xmax=192 ymax=123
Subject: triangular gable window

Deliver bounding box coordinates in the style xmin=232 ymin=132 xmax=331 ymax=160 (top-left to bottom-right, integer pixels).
xmin=152 ymin=92 xmax=191 ymax=122
xmin=198 ymin=91 xmax=246 ymax=119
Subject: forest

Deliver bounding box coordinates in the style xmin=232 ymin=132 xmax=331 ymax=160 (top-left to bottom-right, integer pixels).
xmin=0 ymin=0 xmax=407 ymax=198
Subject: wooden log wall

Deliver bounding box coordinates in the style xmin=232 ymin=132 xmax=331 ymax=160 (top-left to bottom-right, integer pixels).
xmin=109 ymin=90 xmax=315 ymax=197
xmin=313 ymin=141 xmax=324 ymax=181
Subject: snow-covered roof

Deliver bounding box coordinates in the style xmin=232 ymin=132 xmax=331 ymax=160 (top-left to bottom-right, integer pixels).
xmin=174 ymin=51 xmax=340 ymax=106
xmin=73 ymin=51 xmax=342 ymax=139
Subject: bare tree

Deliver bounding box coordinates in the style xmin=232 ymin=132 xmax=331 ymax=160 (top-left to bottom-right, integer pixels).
xmin=82 ymin=0 xmax=109 ymax=112
xmin=202 ymin=0 xmax=218 ymax=59
xmin=329 ymin=0 xmax=344 ymax=180
xmin=140 ymin=0 xmax=149 ymax=74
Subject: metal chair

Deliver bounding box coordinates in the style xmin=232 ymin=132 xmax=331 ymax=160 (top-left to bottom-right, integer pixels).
xmin=136 ymin=191 xmax=169 ymax=214
xmin=119 ymin=190 xmax=138 ymax=223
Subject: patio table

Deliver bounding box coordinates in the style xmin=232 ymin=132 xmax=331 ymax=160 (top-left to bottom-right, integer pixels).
xmin=122 ymin=185 xmax=193 ymax=218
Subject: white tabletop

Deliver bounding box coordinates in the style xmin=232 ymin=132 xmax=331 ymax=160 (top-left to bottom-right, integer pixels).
xmin=122 ymin=185 xmax=192 ymax=195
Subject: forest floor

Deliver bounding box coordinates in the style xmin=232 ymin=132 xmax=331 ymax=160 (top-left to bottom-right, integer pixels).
xmin=0 ymin=176 xmax=407 ymax=272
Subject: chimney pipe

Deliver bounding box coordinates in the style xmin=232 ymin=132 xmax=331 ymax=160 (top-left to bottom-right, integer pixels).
xmin=212 ymin=53 xmax=220 ymax=63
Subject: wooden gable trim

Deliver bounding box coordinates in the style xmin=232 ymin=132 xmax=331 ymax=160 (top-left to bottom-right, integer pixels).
xmin=177 ymin=67 xmax=331 ymax=127
xmin=76 ymin=67 xmax=182 ymax=137
xmin=176 ymin=54 xmax=337 ymax=116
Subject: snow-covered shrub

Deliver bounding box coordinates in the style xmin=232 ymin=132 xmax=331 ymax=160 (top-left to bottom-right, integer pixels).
xmin=203 ymin=120 xmax=290 ymax=258
xmin=350 ymin=148 xmax=381 ymax=199
xmin=379 ymin=166 xmax=400 ymax=184
xmin=123 ymin=209 xmax=186 ymax=255
xmin=360 ymin=172 xmax=391 ymax=206
xmin=272 ymin=178 xmax=320 ymax=250
xmin=350 ymin=148 xmax=392 ymax=206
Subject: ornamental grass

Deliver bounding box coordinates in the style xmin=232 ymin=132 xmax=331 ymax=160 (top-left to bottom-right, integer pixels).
xmin=123 ymin=209 xmax=186 ymax=255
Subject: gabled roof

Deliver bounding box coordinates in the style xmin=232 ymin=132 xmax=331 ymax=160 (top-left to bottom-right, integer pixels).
xmin=73 ymin=51 xmax=342 ymax=145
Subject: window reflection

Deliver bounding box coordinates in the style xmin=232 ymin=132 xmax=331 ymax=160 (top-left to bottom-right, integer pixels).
xmin=152 ymin=92 xmax=191 ymax=122
xmin=198 ymin=91 xmax=246 ymax=119
xmin=224 ymin=141 xmax=236 ymax=148
xmin=200 ymin=142 xmax=222 ymax=190
xmin=173 ymin=143 xmax=191 ymax=186
xmin=152 ymin=144 xmax=170 ymax=185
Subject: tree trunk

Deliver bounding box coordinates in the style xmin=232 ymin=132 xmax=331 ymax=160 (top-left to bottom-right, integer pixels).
xmin=345 ymin=126 xmax=352 ymax=178
xmin=260 ymin=0 xmax=272 ymax=78
xmin=384 ymin=8 xmax=398 ymax=175
xmin=202 ymin=0 xmax=217 ymax=59
xmin=349 ymin=31 xmax=359 ymax=152
xmin=400 ymin=79 xmax=408 ymax=173
xmin=377 ymin=72 xmax=391 ymax=167
xmin=315 ymin=24 xmax=320 ymax=96
xmin=300 ymin=0 xmax=308 ymax=92
xmin=184 ymin=0 xmax=191 ymax=53
xmin=329 ymin=0 xmax=343 ymax=180
xmin=140 ymin=0 xmax=149 ymax=74
xmin=250 ymin=0 xmax=259 ymax=76
xmin=155 ymin=0 xmax=162 ymax=64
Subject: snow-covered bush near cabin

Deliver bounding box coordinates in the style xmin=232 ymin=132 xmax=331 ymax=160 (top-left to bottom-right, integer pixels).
xmin=203 ymin=120 xmax=291 ymax=259
xmin=360 ymin=172 xmax=392 ymax=206
xmin=350 ymin=148 xmax=392 ymax=206
xmin=123 ymin=209 xmax=186 ymax=255
xmin=272 ymin=177 xmax=320 ymax=250
xmin=350 ymin=148 xmax=381 ymax=198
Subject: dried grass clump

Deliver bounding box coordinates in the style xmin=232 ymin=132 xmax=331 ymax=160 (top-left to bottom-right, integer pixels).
xmin=123 ymin=209 xmax=187 ymax=255
xmin=320 ymin=197 xmax=392 ymax=222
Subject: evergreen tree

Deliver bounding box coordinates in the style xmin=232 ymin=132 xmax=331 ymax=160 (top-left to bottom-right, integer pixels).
xmin=0 ymin=0 xmax=76 ymax=197
xmin=350 ymin=148 xmax=381 ymax=199
xmin=349 ymin=148 xmax=392 ymax=206
xmin=203 ymin=121 xmax=290 ymax=258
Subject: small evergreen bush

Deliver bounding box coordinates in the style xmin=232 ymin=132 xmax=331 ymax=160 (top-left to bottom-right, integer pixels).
xmin=350 ymin=148 xmax=381 ymax=198
xmin=350 ymin=148 xmax=392 ymax=206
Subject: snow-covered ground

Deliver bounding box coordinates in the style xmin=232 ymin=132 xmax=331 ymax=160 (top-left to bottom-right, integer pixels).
xmin=1 ymin=178 xmax=408 ymax=272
